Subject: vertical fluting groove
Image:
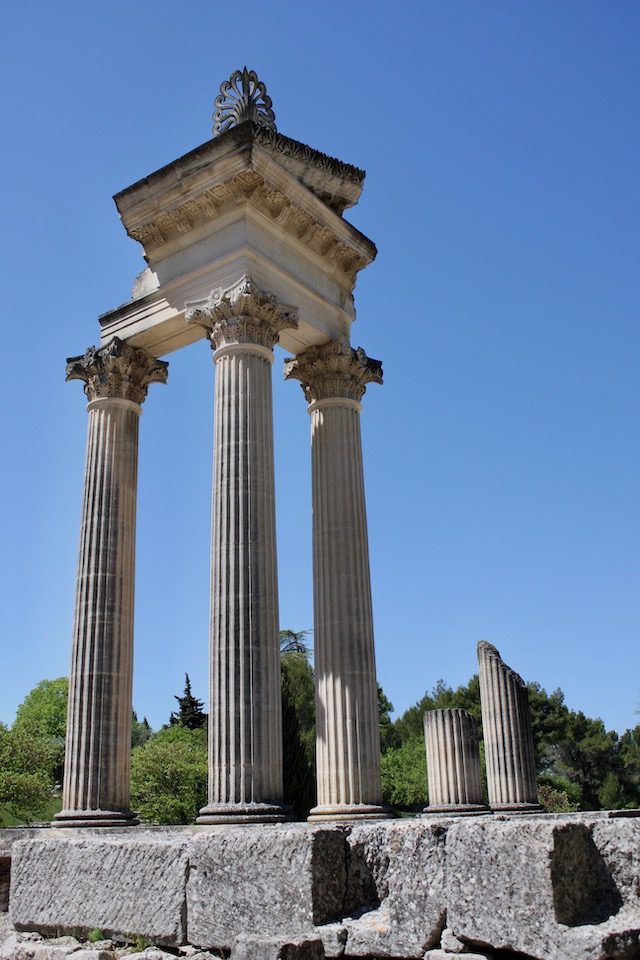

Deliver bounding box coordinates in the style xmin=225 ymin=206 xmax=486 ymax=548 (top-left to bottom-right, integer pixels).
xmin=423 ymin=709 xmax=485 ymax=810
xmin=478 ymin=642 xmax=539 ymax=808
xmin=60 ymin=401 xmax=140 ymax=817
xmin=311 ymin=402 xmax=383 ymax=812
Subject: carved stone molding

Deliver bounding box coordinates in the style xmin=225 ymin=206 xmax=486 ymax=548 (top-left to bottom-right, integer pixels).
xmin=126 ymin=168 xmax=371 ymax=286
xmin=66 ymin=337 xmax=169 ymax=404
xmin=185 ymin=276 xmax=299 ymax=351
xmin=253 ymin=125 xmax=364 ymax=187
xmin=284 ymin=337 xmax=383 ymax=403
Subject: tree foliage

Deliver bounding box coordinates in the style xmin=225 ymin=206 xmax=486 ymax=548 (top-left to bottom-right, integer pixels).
xmin=169 ymin=674 xmax=207 ymax=730
xmin=381 ymin=675 xmax=640 ymax=813
xmin=131 ymin=710 xmax=153 ymax=748
xmin=380 ymin=737 xmax=428 ymax=810
xmin=280 ymin=630 xmax=316 ymax=818
xmin=0 ymin=723 xmax=58 ymax=824
xmin=12 ymin=677 xmax=68 ymax=782
xmin=130 ymin=725 xmax=208 ymax=824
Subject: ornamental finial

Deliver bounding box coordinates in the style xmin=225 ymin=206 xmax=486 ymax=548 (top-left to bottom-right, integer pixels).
xmin=212 ymin=67 xmax=277 ymax=136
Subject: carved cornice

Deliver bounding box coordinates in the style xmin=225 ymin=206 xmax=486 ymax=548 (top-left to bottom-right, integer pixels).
xmin=284 ymin=338 xmax=383 ymax=403
xmin=126 ymin=167 xmax=371 ymax=287
xmin=185 ymin=276 xmax=299 ymax=351
xmin=252 ymin=125 xmax=364 ymax=187
xmin=66 ymin=337 xmax=169 ymax=404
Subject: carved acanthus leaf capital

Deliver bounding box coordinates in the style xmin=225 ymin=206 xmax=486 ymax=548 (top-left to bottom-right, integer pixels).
xmin=185 ymin=275 xmax=298 ymax=351
xmin=66 ymin=337 xmax=169 ymax=404
xmin=284 ymin=338 xmax=383 ymax=404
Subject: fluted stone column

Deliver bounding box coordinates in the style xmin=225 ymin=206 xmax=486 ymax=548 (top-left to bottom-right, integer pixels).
xmin=477 ymin=641 xmax=542 ymax=812
xmin=54 ymin=338 xmax=168 ymax=827
xmin=285 ymin=338 xmax=388 ymax=821
xmin=422 ymin=708 xmax=488 ymax=815
xmin=186 ymin=277 xmax=298 ymax=823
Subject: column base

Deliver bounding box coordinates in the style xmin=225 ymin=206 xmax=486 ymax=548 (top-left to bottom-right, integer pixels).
xmin=52 ymin=808 xmax=139 ymax=828
xmin=196 ymin=802 xmax=290 ymax=824
xmin=307 ymin=803 xmax=392 ymax=822
xmin=421 ymin=803 xmax=491 ymax=817
xmin=490 ymin=802 xmax=545 ymax=814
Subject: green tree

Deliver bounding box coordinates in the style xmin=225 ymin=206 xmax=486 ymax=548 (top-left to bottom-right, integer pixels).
xmin=378 ymin=685 xmax=400 ymax=753
xmin=13 ymin=677 xmax=68 ymax=782
xmin=131 ymin=710 xmax=153 ymax=748
xmin=380 ymin=737 xmax=428 ymax=810
xmin=169 ymin=674 xmax=207 ymax=730
xmin=0 ymin=723 xmax=58 ymax=824
xmin=130 ymin=725 xmax=207 ymax=824
xmin=280 ymin=629 xmax=316 ymax=818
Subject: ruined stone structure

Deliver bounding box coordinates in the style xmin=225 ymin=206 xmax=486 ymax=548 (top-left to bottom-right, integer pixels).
xmin=4 ymin=814 xmax=640 ymax=960
xmin=423 ymin=709 xmax=488 ymax=815
xmin=54 ymin=69 xmax=386 ymax=826
xmin=477 ymin=640 xmax=542 ymax=812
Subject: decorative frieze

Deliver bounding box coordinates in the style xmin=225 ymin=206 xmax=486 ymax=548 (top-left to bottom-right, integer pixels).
xmin=126 ymin=169 xmax=372 ymax=286
xmin=66 ymin=337 xmax=168 ymax=404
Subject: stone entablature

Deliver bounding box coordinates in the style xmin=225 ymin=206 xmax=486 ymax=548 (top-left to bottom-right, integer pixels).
xmin=100 ymin=122 xmax=376 ymax=359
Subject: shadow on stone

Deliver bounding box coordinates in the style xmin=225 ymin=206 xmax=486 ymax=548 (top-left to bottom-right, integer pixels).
xmin=0 ymin=857 xmax=10 ymax=912
xmin=342 ymin=838 xmax=383 ymax=918
xmin=551 ymin=824 xmax=623 ymax=926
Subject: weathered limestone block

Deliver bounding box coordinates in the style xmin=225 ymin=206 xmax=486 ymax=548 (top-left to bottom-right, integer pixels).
xmin=591 ymin=818 xmax=640 ymax=904
xmin=186 ymin=825 xmax=347 ymax=949
xmin=340 ymin=821 xmax=447 ymax=959
xmin=9 ymin=834 xmax=189 ymax=945
xmin=446 ymin=817 xmax=640 ymax=960
xmin=231 ymin=935 xmax=325 ymax=959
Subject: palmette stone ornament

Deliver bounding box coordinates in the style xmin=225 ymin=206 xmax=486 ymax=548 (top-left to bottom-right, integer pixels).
xmin=213 ymin=67 xmax=277 ymax=135
xmin=66 ymin=337 xmax=169 ymax=403
xmin=186 ymin=275 xmax=298 ymax=350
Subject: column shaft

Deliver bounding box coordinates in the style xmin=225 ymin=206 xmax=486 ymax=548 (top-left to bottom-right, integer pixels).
xmin=187 ymin=277 xmax=298 ymax=824
xmin=57 ymin=399 xmax=140 ymax=823
xmin=478 ymin=641 xmax=541 ymax=811
xmin=199 ymin=345 xmax=285 ymax=820
xmin=285 ymin=338 xmax=387 ymax=821
xmin=311 ymin=401 xmax=383 ymax=814
xmin=423 ymin=708 xmax=487 ymax=814
xmin=55 ymin=338 xmax=168 ymax=827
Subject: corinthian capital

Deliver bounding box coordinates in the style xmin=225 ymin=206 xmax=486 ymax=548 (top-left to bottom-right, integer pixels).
xmin=284 ymin=337 xmax=382 ymax=404
xmin=185 ymin=275 xmax=298 ymax=351
xmin=66 ymin=337 xmax=169 ymax=404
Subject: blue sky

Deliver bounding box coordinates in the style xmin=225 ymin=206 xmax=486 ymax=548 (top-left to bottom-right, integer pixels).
xmin=1 ymin=1 xmax=638 ymax=737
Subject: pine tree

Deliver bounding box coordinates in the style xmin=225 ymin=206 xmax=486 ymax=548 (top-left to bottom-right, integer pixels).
xmin=169 ymin=674 xmax=207 ymax=730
